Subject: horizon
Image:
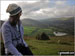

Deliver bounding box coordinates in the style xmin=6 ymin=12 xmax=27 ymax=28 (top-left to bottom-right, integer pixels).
xmin=0 ymin=16 xmax=74 ymax=21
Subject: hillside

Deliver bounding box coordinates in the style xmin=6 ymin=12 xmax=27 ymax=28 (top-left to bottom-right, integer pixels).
xmin=21 ymin=18 xmax=48 ymax=28
xmin=0 ymin=17 xmax=74 ymax=35
xmin=0 ymin=20 xmax=5 ymax=28
xmin=40 ymin=17 xmax=74 ymax=35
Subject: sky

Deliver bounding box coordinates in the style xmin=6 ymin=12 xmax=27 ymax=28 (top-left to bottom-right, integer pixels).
xmin=0 ymin=0 xmax=75 ymax=20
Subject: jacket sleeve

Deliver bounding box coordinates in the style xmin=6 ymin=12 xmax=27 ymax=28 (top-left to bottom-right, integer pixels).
xmin=2 ymin=24 xmax=22 ymax=56
xmin=21 ymin=25 xmax=28 ymax=47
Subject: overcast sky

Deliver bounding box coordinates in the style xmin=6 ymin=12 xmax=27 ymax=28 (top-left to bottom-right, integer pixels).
xmin=1 ymin=0 xmax=75 ymax=20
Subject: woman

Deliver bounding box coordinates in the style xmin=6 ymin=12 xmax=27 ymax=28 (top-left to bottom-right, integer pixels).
xmin=2 ymin=4 xmax=33 ymax=56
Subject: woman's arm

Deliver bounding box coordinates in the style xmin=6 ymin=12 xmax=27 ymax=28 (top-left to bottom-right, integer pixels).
xmin=2 ymin=24 xmax=22 ymax=56
xmin=21 ymin=25 xmax=28 ymax=47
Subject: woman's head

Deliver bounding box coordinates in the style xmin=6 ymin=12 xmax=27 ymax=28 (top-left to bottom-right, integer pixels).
xmin=6 ymin=4 xmax=22 ymax=26
xmin=6 ymin=3 xmax=22 ymax=16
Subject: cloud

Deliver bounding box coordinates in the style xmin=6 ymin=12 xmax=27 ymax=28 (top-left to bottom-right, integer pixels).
xmin=55 ymin=0 xmax=66 ymax=5
xmin=16 ymin=0 xmax=75 ymax=20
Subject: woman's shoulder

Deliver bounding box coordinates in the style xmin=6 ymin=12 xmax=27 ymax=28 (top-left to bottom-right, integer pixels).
xmin=2 ymin=20 xmax=11 ymax=28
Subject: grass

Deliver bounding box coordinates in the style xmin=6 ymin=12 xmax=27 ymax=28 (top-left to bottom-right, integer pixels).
xmin=24 ymin=35 xmax=74 ymax=55
xmin=23 ymin=26 xmax=55 ymax=37
xmin=24 ymin=26 xmax=36 ymax=36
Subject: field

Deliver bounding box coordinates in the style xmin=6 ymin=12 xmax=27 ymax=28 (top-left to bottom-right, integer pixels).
xmin=23 ymin=26 xmax=62 ymax=37
xmin=23 ymin=26 xmax=74 ymax=55
xmin=0 ymin=26 xmax=74 ymax=55
xmin=24 ymin=36 xmax=74 ymax=55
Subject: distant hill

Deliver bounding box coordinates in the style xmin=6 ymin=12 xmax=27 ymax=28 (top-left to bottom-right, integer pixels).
xmin=40 ymin=17 xmax=74 ymax=35
xmin=21 ymin=18 xmax=48 ymax=28
xmin=21 ymin=17 xmax=74 ymax=35
xmin=0 ymin=19 xmax=48 ymax=28
xmin=40 ymin=17 xmax=74 ymax=28
xmin=0 ymin=20 xmax=5 ymax=33
xmin=0 ymin=20 xmax=5 ymax=28
xmin=0 ymin=17 xmax=74 ymax=35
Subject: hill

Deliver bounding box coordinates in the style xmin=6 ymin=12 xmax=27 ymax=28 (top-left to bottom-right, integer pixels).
xmin=40 ymin=17 xmax=74 ymax=35
xmin=0 ymin=17 xmax=74 ymax=35
xmin=0 ymin=20 xmax=5 ymax=28
xmin=21 ymin=18 xmax=48 ymax=28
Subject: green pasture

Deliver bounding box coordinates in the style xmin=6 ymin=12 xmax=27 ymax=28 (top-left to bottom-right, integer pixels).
xmin=24 ymin=36 xmax=74 ymax=55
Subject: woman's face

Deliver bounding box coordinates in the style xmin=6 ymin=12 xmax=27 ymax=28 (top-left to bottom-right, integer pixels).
xmin=10 ymin=12 xmax=22 ymax=26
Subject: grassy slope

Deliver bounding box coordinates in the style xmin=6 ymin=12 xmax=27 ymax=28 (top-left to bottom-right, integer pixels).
xmin=24 ymin=36 xmax=74 ymax=55
xmin=23 ymin=26 xmax=74 ymax=55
